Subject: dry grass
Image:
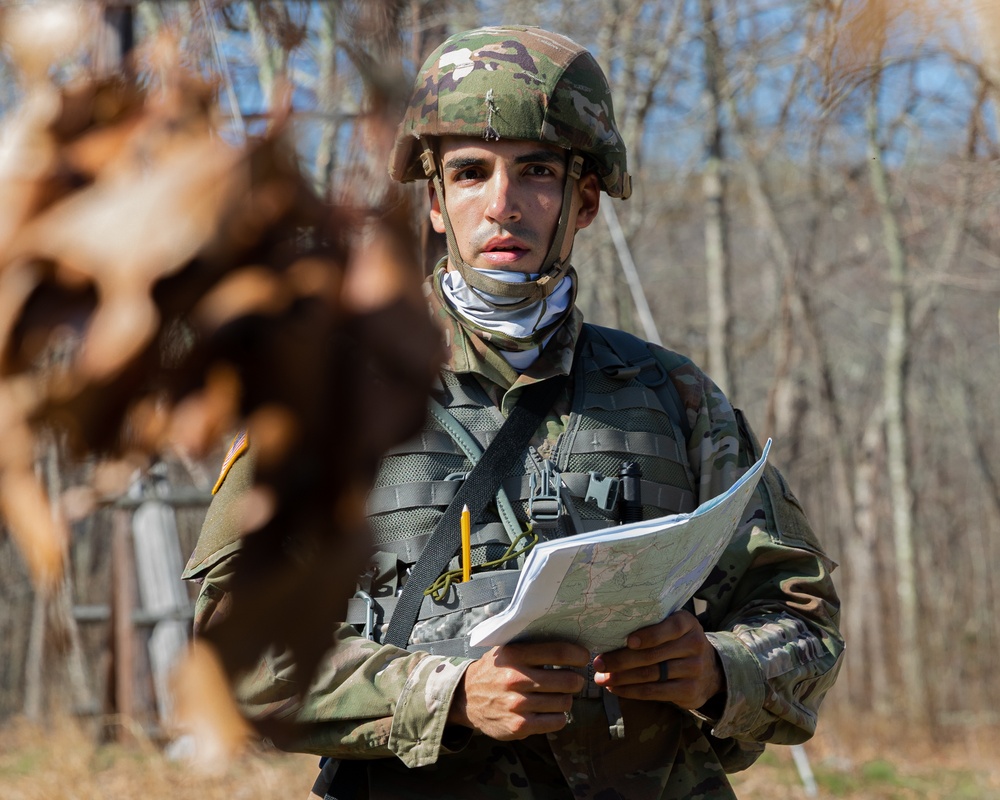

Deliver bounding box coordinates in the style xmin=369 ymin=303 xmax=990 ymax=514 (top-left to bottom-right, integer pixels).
xmin=1 ymin=714 xmax=998 ymax=799
xmin=0 ymin=717 xmax=316 ymax=800
xmin=732 ymin=715 xmax=1000 ymax=800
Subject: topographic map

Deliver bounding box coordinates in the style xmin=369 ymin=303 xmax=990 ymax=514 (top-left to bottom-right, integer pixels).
xmin=469 ymin=441 xmax=770 ymax=654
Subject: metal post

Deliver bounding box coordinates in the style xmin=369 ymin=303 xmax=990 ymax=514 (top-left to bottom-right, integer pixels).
xmin=791 ymin=744 xmax=818 ymax=797
xmin=601 ymin=201 xmax=663 ymax=346
xmin=111 ymin=508 xmax=137 ymax=739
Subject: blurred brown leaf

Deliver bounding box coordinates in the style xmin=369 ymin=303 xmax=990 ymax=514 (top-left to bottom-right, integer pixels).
xmin=171 ymin=641 xmax=253 ymax=767
xmin=0 ymin=468 xmax=67 ymax=590
xmin=0 ymin=4 xmax=88 ymax=84
xmin=821 ymin=0 xmax=955 ymax=100
xmin=0 ymin=7 xmax=440 ymax=751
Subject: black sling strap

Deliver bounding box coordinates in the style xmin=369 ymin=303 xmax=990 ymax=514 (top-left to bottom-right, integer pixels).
xmin=384 ymin=371 xmax=568 ymax=649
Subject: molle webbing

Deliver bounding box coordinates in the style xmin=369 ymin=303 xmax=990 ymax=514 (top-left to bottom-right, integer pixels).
xmin=581 ymin=323 xmax=691 ymax=441
xmin=345 ymin=570 xmax=520 ymax=628
xmin=369 ymin=471 xmax=692 ymax=528
xmin=383 ymin=372 xmax=568 ymax=649
xmin=367 ymin=521 xmax=512 ymax=564
xmin=362 ymin=325 xmax=698 ymax=643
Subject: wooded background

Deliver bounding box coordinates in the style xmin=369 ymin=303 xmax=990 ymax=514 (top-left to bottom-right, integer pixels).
xmin=1 ymin=0 xmax=998 ymax=745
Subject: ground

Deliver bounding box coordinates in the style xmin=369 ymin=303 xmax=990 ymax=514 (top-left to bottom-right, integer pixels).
xmin=0 ymin=716 xmax=997 ymax=799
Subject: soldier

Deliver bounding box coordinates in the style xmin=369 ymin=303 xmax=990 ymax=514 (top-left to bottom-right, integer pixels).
xmin=184 ymin=25 xmax=844 ymax=800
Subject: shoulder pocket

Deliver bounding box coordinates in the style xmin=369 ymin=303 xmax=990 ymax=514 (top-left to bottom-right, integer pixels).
xmin=760 ymin=466 xmax=824 ymax=555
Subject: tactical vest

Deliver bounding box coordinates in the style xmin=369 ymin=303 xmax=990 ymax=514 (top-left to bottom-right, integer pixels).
xmin=347 ymin=324 xmax=699 ymax=657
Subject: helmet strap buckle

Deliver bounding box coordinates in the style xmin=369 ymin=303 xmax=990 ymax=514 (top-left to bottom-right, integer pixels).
xmin=419 ymin=138 xmax=437 ymax=178
xmin=568 ymin=154 xmax=584 ymax=181
xmin=537 ymin=261 xmax=564 ymax=288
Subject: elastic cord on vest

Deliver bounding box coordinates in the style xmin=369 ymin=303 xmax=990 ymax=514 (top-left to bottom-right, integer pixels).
xmin=420 ymin=136 xmax=584 ymax=311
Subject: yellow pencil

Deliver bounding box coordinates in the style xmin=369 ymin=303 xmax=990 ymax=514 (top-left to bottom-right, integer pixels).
xmin=461 ymin=504 xmax=472 ymax=582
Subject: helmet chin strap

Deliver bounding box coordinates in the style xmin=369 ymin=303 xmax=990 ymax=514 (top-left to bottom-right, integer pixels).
xmin=420 ymin=137 xmax=584 ymax=311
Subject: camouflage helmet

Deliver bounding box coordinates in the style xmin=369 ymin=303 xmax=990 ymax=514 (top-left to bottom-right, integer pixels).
xmin=389 ymin=25 xmax=631 ymax=200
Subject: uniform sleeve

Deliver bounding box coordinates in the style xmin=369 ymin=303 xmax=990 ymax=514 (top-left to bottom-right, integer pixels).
xmin=670 ymin=360 xmax=844 ymax=747
xmin=186 ymin=464 xmax=474 ymax=768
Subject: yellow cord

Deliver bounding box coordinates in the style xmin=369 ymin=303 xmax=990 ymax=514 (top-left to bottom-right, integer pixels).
xmin=424 ymin=525 xmax=539 ymax=602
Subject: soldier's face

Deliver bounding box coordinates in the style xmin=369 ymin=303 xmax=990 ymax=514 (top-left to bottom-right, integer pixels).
xmin=429 ymin=137 xmax=599 ymax=274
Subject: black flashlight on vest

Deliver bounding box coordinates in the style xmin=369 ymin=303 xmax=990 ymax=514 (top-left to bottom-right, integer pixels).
xmin=617 ymin=461 xmax=642 ymax=524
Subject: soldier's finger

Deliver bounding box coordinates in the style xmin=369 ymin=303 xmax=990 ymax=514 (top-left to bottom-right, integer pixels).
xmin=492 ymin=708 xmax=573 ymax=741
xmin=604 ymin=677 xmax=708 ymax=709
xmin=625 ymin=610 xmax=698 ymax=650
xmin=593 ymin=639 xmax=685 ymax=674
xmin=528 ymin=711 xmax=573 ymax=735
xmin=529 ymin=667 xmax=586 ymax=694
xmin=594 ymin=655 xmax=700 ymax=688
xmin=522 ymin=690 xmax=575 ymax=714
xmin=505 ymin=665 xmax=583 ymax=695
xmin=504 ymin=640 xmax=590 ymax=668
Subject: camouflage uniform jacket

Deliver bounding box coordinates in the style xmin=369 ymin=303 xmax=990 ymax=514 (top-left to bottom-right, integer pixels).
xmin=185 ymin=268 xmax=844 ymax=800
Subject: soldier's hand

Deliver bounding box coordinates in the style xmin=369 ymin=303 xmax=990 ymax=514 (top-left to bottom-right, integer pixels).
xmin=448 ymin=641 xmax=589 ymax=740
xmin=591 ymin=610 xmax=725 ymax=709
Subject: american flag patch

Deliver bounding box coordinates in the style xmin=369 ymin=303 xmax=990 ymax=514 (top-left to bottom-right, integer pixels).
xmin=212 ymin=429 xmax=249 ymax=495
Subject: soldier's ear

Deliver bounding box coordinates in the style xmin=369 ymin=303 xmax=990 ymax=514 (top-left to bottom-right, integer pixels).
xmin=573 ymin=173 xmax=601 ymax=231
xmin=428 ymin=181 xmax=446 ymax=234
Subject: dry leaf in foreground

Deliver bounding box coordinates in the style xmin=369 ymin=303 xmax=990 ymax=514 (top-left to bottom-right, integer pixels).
xmin=0 ymin=7 xmax=441 ymax=750
xmin=171 ymin=641 xmax=253 ymax=768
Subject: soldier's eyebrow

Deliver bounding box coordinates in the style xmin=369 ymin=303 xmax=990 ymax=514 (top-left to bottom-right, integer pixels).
xmin=443 ymin=155 xmax=486 ymax=172
xmin=443 ymin=150 xmax=566 ymax=172
xmin=513 ymin=150 xmax=565 ymax=166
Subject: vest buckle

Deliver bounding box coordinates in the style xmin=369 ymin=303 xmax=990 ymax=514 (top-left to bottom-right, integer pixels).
xmin=528 ymin=460 xmax=562 ymax=527
xmin=585 ymin=472 xmax=620 ymax=512
xmin=353 ymin=590 xmax=376 ymax=640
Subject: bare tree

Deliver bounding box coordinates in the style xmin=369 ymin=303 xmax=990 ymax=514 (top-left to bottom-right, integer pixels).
xmin=699 ymin=0 xmax=734 ymax=396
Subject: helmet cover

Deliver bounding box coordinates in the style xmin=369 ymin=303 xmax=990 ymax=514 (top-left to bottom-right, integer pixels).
xmin=389 ymin=25 xmax=630 ymax=199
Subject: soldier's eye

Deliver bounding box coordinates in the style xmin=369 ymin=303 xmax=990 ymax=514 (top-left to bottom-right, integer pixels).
xmin=452 ymin=167 xmax=482 ymax=181
xmin=525 ymin=165 xmax=555 ymax=177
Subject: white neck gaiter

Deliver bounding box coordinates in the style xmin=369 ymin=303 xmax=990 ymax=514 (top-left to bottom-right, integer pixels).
xmin=440 ymin=267 xmax=574 ymax=370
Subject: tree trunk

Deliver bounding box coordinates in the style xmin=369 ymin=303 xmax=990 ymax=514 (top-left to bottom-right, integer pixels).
xmin=866 ymin=74 xmax=925 ymax=725
xmin=700 ymin=0 xmax=734 ymax=397
xmin=312 ymin=3 xmax=341 ymax=200
xmin=973 ymin=3 xmax=1000 ymax=144
xmin=246 ymin=1 xmax=280 ymax=109
xmin=845 ymin=411 xmax=890 ymax=713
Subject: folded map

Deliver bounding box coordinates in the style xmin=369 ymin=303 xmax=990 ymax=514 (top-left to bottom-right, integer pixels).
xmin=468 ymin=440 xmax=771 ymax=654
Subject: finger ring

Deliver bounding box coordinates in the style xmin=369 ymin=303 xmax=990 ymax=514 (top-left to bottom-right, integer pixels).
xmin=658 ymin=660 xmax=670 ymax=683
